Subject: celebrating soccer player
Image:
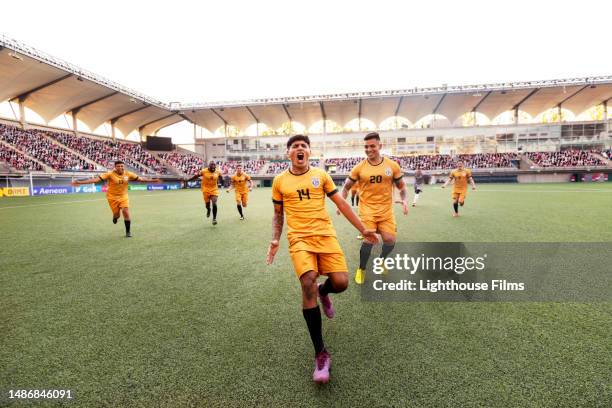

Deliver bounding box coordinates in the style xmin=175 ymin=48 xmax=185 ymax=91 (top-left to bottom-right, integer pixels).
xmin=442 ymin=160 xmax=476 ymax=217
xmin=226 ymin=164 xmax=253 ymax=220
xmin=340 ymin=132 xmax=409 ymax=284
xmin=187 ymin=160 xmax=222 ymax=225
xmin=266 ymin=135 xmax=377 ymax=384
xmin=71 ymin=160 xmax=160 ymax=237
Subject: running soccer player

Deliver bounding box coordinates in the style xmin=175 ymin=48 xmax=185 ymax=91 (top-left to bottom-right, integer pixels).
xmin=266 ymin=135 xmax=377 ymax=384
xmin=71 ymin=160 xmax=160 ymax=237
xmin=340 ymin=132 xmax=409 ymax=284
xmin=187 ymin=161 xmax=222 ymax=225
xmin=442 ymin=160 xmax=476 ymax=217
xmin=226 ymin=164 xmax=253 ymax=220
xmin=412 ymin=167 xmax=424 ymax=207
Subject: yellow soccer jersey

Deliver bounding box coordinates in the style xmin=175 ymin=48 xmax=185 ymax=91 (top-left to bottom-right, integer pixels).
xmin=99 ymin=170 xmax=139 ymax=198
xmin=271 ymin=167 xmax=338 ymax=246
xmin=231 ymin=173 xmax=251 ymax=194
xmin=201 ymin=168 xmax=221 ymax=193
xmin=450 ymin=168 xmax=472 ymax=192
xmin=349 ymin=157 xmax=403 ymax=218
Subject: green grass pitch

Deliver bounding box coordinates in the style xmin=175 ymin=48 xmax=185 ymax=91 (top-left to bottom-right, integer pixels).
xmin=1 ymin=183 xmax=611 ymax=407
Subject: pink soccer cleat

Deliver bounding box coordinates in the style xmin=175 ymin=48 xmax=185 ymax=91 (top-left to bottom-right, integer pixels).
xmin=313 ymin=350 xmax=331 ymax=384
xmin=318 ymin=283 xmax=335 ymax=319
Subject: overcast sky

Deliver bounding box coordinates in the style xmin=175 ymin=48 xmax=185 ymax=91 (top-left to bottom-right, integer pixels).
xmin=3 ymin=0 xmax=611 ymax=105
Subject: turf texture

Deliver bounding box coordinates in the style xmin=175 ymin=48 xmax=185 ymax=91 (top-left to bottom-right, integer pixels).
xmin=1 ymin=183 xmax=610 ymax=407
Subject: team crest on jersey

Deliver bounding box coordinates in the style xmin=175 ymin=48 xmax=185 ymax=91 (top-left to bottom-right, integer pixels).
xmin=123 ymin=176 xmax=128 ymax=181
xmin=385 ymin=167 xmax=392 ymax=177
xmin=311 ymin=177 xmax=320 ymax=188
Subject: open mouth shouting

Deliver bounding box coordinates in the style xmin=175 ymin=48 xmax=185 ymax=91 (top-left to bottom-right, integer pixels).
xmin=296 ymin=151 xmax=305 ymax=164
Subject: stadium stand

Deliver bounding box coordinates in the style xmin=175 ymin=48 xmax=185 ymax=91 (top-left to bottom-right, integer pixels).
xmin=325 ymin=157 xmax=361 ymax=174
xmin=325 ymin=153 xmax=518 ymax=173
xmin=157 ymin=152 xmax=204 ymax=175
xmin=266 ymin=160 xmax=321 ymax=174
xmin=157 ymin=154 xmax=266 ymax=176
xmin=0 ymin=143 xmax=44 ymax=171
xmin=46 ymin=130 xmax=168 ymax=174
xmin=0 ymin=124 xmax=95 ymax=171
xmin=526 ymin=150 xmax=607 ymax=167
xmin=1 ymin=121 xmax=608 ymax=177
xmin=218 ymin=160 xmax=266 ymax=175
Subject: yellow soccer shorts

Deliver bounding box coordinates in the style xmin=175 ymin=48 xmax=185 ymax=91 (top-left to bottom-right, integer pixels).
xmin=202 ymin=191 xmax=219 ymax=203
xmin=289 ymin=236 xmax=348 ymax=278
xmin=360 ymin=213 xmax=397 ymax=236
xmin=107 ymin=196 xmax=129 ymax=214
xmin=235 ymin=191 xmax=248 ymax=206
xmin=452 ymin=190 xmax=467 ymax=203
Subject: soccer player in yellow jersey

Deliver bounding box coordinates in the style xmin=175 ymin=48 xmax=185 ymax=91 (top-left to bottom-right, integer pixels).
xmin=442 ymin=160 xmax=476 ymax=217
xmin=266 ymin=135 xmax=377 ymax=384
xmin=187 ymin=160 xmax=222 ymax=225
xmin=71 ymin=160 xmax=160 ymax=237
xmin=340 ymin=132 xmax=409 ymax=284
xmin=226 ymin=164 xmax=253 ymax=220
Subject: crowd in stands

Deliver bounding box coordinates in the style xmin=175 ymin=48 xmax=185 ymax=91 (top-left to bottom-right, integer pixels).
xmin=0 ymin=145 xmax=44 ymax=171
xmin=0 ymin=124 xmax=95 ymax=171
xmin=326 ymin=153 xmax=518 ymax=173
xmin=158 ymin=152 xmax=204 ymax=175
xmin=391 ymin=155 xmax=455 ymax=171
xmin=265 ymin=160 xmax=320 ymax=174
xmin=218 ymin=160 xmax=266 ymax=175
xmin=48 ymin=132 xmax=167 ymax=174
xmin=118 ymin=143 xmax=168 ymax=174
xmin=526 ymin=149 xmax=607 ymax=167
xmin=325 ymin=157 xmax=361 ymax=174
xmin=158 ymin=153 xmax=266 ymax=176
xmin=2 ymin=121 xmax=609 ymax=175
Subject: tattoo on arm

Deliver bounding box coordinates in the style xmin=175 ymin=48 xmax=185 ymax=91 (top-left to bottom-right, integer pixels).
xmin=394 ymin=179 xmax=407 ymax=201
xmin=272 ymin=205 xmax=284 ymax=241
xmin=342 ymin=178 xmax=354 ymax=199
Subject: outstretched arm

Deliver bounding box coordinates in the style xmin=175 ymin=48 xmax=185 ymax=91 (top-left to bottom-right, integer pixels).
xmin=329 ymin=193 xmax=378 ymax=244
xmin=186 ymin=173 xmax=201 ymax=182
xmin=247 ymin=179 xmax=254 ymax=190
xmin=266 ymin=203 xmax=284 ymax=264
xmin=71 ymin=176 xmax=101 ymax=186
xmin=137 ymin=176 xmax=161 ymax=183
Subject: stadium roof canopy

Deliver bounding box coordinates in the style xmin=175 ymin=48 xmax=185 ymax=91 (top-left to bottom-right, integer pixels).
xmin=179 ymin=77 xmax=612 ymax=131
xmin=1 ymin=34 xmax=612 ymax=137
xmin=0 ymin=35 xmax=181 ymax=136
